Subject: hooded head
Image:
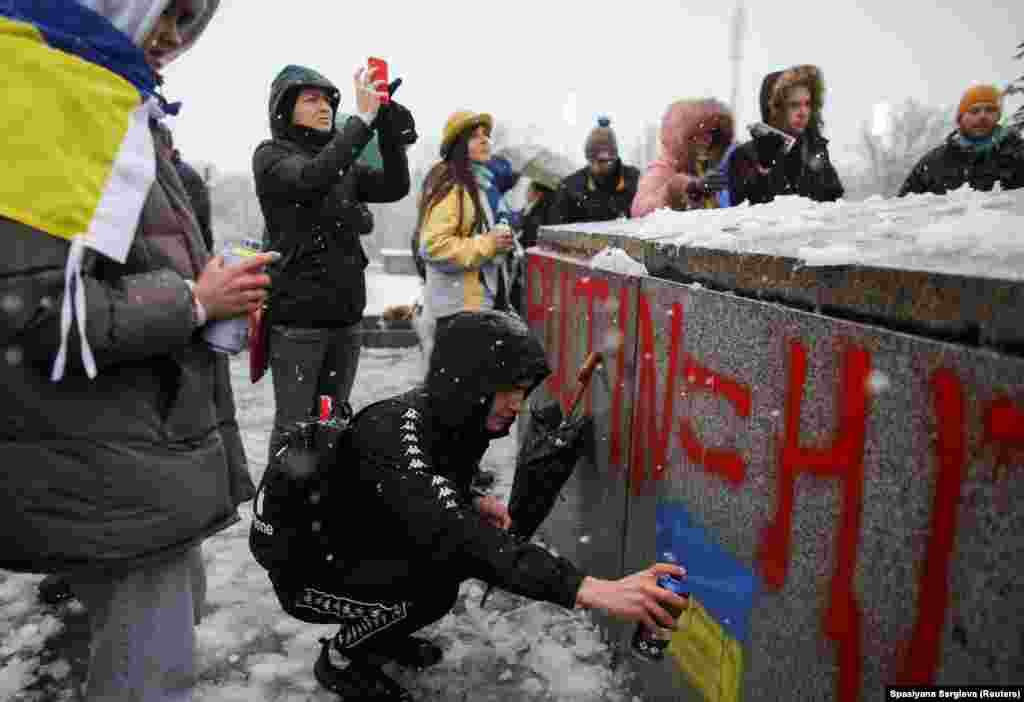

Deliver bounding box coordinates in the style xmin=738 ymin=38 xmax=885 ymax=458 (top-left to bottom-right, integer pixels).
xmin=76 ymin=0 xmax=218 ymax=66
xmin=659 ymin=99 xmax=735 ymax=174
xmin=425 ymin=311 xmax=550 ymax=438
xmin=268 ymin=65 xmax=341 ymax=145
xmin=759 ymin=64 xmax=825 ymax=137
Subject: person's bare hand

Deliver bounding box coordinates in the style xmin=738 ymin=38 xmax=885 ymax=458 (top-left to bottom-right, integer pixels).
xmin=194 ymin=252 xmax=278 ymax=321
xmin=354 ymin=66 xmax=387 ymax=119
xmin=489 ymin=229 xmax=515 ymax=253
xmin=575 ymin=563 xmax=687 ymax=632
xmin=474 ymin=495 xmax=511 ymax=530
xmin=667 ymin=174 xmax=692 ymax=212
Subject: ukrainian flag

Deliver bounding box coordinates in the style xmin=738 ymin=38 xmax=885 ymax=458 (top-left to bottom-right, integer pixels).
xmin=0 ymin=1 xmax=167 ymax=380
xmin=656 ymin=504 xmax=760 ymax=702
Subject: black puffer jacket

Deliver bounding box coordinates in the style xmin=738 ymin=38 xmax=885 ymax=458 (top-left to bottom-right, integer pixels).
xmin=272 ymin=311 xmax=585 ymax=608
xmin=731 ymin=66 xmax=844 ymax=205
xmin=549 ymin=162 xmax=640 ymax=225
xmin=898 ymin=128 xmax=1024 ymax=196
xmin=253 ymin=65 xmax=410 ymax=328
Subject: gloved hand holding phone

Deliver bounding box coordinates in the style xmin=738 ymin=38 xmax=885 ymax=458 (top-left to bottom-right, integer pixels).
xmin=370 ymin=60 xmax=417 ymax=147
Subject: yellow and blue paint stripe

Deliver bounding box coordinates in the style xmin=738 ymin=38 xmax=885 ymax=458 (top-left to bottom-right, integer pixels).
xmin=656 ymin=503 xmax=760 ymax=702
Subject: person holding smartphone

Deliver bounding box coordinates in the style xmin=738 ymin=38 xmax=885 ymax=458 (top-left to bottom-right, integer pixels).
xmin=254 ymin=60 xmax=414 ymax=462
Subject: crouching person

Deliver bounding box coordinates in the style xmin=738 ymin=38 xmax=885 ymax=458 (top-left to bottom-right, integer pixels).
xmin=253 ymin=310 xmax=686 ymax=701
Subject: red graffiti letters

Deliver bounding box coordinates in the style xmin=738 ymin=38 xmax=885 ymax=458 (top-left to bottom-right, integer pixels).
xmin=898 ymin=369 xmax=966 ymax=684
xmin=758 ymin=340 xmax=871 ymax=702
xmin=678 ymin=354 xmax=753 ymax=488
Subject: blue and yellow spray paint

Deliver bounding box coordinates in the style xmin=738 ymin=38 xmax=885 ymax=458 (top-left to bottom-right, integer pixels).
xmin=655 ymin=504 xmax=760 ymax=702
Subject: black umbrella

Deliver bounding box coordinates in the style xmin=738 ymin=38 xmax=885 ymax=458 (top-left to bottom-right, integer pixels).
xmin=481 ymin=352 xmax=601 ymax=607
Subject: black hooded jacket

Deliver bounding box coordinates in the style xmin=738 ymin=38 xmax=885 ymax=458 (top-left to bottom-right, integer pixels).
xmin=280 ymin=311 xmax=585 ymax=608
xmin=253 ymin=65 xmax=410 ymax=327
xmin=731 ymin=67 xmax=844 ymax=205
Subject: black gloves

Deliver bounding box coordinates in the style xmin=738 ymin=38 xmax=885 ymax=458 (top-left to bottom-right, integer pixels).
xmin=749 ymin=122 xmax=794 ymax=169
xmin=376 ymin=78 xmax=418 ymax=146
xmin=686 ymin=169 xmax=728 ymax=197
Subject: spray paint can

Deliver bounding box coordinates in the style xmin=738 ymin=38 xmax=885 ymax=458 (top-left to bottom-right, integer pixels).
xmin=202 ymin=238 xmax=263 ymax=354
xmin=631 ymin=574 xmax=688 ymax=661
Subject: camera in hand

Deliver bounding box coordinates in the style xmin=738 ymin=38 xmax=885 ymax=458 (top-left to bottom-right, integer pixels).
xmin=748 ymin=122 xmax=796 ymax=169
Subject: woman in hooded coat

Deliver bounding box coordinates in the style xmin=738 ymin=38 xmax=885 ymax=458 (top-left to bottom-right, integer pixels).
xmin=730 ymin=64 xmax=844 ymax=205
xmin=631 ymin=98 xmax=735 ymax=217
xmin=1 ymin=1 xmax=276 ymax=699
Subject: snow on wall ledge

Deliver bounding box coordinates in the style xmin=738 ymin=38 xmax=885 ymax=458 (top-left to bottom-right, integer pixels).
xmin=546 ymin=185 xmax=1024 ymax=281
xmin=536 ymin=187 xmax=1024 ymax=350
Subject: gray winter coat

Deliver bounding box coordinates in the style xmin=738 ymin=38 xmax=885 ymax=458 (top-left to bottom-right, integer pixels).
xmin=0 ymin=127 xmax=253 ymax=576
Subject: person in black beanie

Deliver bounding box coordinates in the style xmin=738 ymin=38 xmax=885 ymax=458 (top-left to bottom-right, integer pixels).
xmin=549 ymin=116 xmax=640 ymax=225
xmin=253 ymin=63 xmax=413 ymax=464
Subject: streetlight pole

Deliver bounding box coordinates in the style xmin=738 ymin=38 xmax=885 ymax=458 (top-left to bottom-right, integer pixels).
xmin=730 ymin=2 xmax=747 ymax=120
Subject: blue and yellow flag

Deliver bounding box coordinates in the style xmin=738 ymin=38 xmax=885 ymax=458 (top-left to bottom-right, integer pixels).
xmin=656 ymin=504 xmax=761 ymax=702
xmin=0 ymin=1 xmax=166 ymax=380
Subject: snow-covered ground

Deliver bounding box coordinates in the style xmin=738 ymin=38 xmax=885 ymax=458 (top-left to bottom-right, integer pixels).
xmin=555 ymin=185 xmax=1024 ymax=281
xmin=1 ymin=347 xmax=638 ymax=702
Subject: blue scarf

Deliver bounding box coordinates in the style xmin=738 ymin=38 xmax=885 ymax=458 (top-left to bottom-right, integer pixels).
xmin=472 ymin=162 xmax=512 ymax=228
xmin=954 ymin=125 xmax=1006 ymax=159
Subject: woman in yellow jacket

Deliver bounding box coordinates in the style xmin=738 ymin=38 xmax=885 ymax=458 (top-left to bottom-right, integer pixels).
xmin=417 ymin=111 xmax=516 ymax=335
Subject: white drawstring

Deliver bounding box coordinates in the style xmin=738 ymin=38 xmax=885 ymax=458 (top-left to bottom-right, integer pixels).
xmin=51 ymin=236 xmax=97 ymax=382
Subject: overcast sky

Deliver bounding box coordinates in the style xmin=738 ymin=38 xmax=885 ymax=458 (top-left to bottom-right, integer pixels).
xmin=163 ymin=0 xmax=1023 ymax=177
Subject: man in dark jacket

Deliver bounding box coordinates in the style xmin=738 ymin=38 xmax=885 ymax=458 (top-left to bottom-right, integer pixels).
xmin=899 ymin=84 xmax=1024 ymax=196
xmin=254 ymin=63 xmax=412 ymax=461
xmin=257 ymin=311 xmax=687 ymax=700
xmin=730 ymin=64 xmax=844 ymax=205
xmin=549 ymin=117 xmax=641 ymax=224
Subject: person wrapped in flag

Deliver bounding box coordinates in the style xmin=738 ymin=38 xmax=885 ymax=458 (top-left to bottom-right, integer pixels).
xmin=0 ymin=1 xmax=277 ymax=700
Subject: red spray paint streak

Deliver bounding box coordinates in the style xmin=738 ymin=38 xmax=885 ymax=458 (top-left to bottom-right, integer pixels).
xmin=897 ymin=368 xmax=966 ymax=684
xmin=985 ymin=396 xmax=1024 ymax=487
xmin=526 ymin=255 xmax=554 ymax=324
xmin=628 ymin=292 xmax=683 ymax=495
xmin=546 ymin=267 xmax=573 ymax=409
xmin=574 ymin=276 xmax=611 ymax=417
xmin=609 ymin=285 xmax=631 ymax=470
xmin=757 ymin=340 xmax=871 ymax=702
xmin=677 ymin=354 xmax=753 ymax=488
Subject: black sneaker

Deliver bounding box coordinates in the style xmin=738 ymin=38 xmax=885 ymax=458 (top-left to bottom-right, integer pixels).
xmin=38 ymin=574 xmax=74 ymax=606
xmin=361 ymin=635 xmax=443 ymax=669
xmin=314 ymin=638 xmax=414 ymax=701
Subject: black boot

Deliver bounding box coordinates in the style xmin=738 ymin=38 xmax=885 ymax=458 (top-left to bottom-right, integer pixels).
xmin=37 ymin=574 xmax=74 ymax=606
xmin=361 ymin=635 xmax=443 ymax=669
xmin=314 ymin=638 xmax=414 ymax=701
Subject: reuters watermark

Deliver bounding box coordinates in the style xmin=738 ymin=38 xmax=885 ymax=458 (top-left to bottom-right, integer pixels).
xmin=887 ymin=687 xmax=1023 ymax=700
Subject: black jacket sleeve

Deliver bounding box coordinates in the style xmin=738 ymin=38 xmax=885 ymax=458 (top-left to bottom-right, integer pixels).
xmin=898 ymin=151 xmax=935 ymax=197
xmin=355 ymin=113 xmax=411 ymax=204
xmin=812 ymin=144 xmax=844 ymax=202
xmin=253 ymin=116 xmax=374 ymax=204
xmin=729 ymin=141 xmax=773 ymax=205
xmin=350 ymin=402 xmax=585 ymax=609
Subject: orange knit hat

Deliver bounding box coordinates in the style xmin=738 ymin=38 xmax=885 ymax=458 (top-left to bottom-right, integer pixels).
xmin=957 ymin=84 xmax=1002 ymax=120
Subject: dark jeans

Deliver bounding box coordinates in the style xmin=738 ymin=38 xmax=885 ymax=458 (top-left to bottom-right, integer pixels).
xmin=270 ymin=559 xmax=461 ymax=655
xmin=267 ymin=322 xmax=362 ymax=464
